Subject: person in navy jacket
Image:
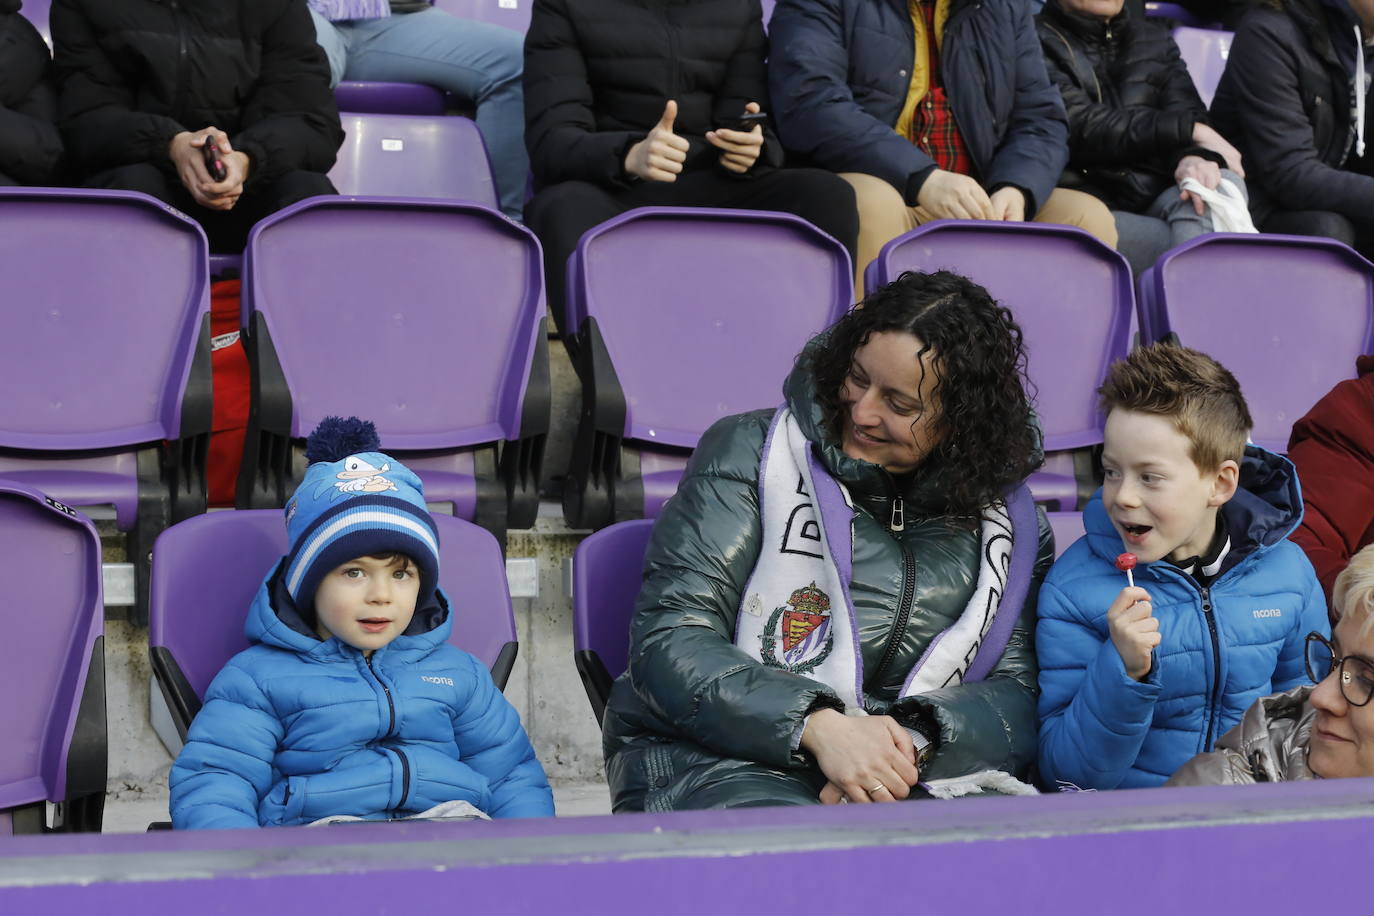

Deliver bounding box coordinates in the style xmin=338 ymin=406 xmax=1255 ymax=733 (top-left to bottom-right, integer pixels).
xmin=767 ymin=0 xmax=1118 ymax=293
xmin=170 ymin=417 xmax=553 ymax=828
xmin=1037 ymin=344 xmax=1328 ymax=789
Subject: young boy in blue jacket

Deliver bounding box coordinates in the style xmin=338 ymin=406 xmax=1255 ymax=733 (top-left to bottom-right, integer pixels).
xmin=1037 ymin=344 xmax=1328 ymax=789
xmin=170 ymin=417 xmax=554 ymax=828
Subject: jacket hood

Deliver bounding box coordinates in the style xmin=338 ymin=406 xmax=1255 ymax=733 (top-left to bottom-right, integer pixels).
xmin=245 ymin=559 xmax=453 ymax=660
xmin=1083 ymin=444 xmax=1305 ymax=575
xmin=1215 ymin=685 xmax=1318 ymax=781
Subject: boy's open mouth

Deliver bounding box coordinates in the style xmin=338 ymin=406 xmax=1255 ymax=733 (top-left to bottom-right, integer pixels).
xmin=1122 ymin=524 xmax=1151 ymax=536
xmin=359 ymin=618 xmax=391 ymax=633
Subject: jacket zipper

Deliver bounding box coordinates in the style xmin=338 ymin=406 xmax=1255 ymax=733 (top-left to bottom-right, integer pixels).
xmin=169 ymin=0 xmax=188 ymax=122
xmin=1199 ymin=585 xmax=1222 ymax=751
xmin=872 ymin=539 xmax=917 ymax=688
xmin=365 ymin=655 xmax=410 ymax=810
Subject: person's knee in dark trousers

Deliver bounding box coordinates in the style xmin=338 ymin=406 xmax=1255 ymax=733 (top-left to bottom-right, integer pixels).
xmin=261 ymin=169 xmax=337 ymax=210
xmin=82 ymin=162 xmax=181 ymax=205
xmin=1262 ymin=209 xmax=1358 ymax=248
xmin=763 ymin=168 xmax=859 ymax=266
xmin=524 ymin=180 xmax=624 ymax=341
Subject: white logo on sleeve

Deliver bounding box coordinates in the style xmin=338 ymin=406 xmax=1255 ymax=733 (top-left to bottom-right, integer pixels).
xmin=1252 ymin=608 xmax=1283 ymax=619
xmin=420 ymin=675 xmax=455 ymax=687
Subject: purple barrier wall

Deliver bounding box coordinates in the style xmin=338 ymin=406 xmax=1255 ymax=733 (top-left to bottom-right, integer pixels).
xmin=2 ymin=779 xmax=1370 ymax=913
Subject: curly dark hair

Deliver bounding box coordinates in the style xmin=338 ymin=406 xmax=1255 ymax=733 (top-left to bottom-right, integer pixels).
xmin=804 ymin=270 xmax=1040 ymax=519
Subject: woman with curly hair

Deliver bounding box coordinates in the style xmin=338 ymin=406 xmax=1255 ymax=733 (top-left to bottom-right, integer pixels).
xmin=601 ymin=270 xmax=1054 ymax=811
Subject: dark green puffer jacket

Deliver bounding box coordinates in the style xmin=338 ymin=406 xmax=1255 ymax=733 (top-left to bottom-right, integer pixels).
xmin=602 ymin=361 xmax=1054 ymax=812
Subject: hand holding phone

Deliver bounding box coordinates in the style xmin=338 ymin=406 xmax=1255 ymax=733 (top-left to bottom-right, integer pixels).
xmin=720 ymin=110 xmax=768 ymax=133
xmin=203 ymin=138 xmax=227 ymax=182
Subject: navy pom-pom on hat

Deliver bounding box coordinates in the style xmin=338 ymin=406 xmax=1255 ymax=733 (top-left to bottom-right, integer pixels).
xmin=283 ymin=416 xmax=440 ymax=617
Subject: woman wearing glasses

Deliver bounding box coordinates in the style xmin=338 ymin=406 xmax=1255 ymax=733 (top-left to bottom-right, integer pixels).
xmin=1169 ymin=544 xmax=1374 ymax=784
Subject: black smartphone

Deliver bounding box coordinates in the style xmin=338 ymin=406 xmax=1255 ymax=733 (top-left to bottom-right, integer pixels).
xmin=720 ymin=111 xmax=768 ymax=132
xmin=203 ymin=139 xmax=227 ymax=181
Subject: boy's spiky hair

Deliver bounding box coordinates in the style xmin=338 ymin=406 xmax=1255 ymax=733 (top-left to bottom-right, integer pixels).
xmin=1098 ymin=343 xmax=1252 ymax=472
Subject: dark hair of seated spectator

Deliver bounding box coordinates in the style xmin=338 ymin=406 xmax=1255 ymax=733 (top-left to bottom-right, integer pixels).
xmin=0 ymin=0 xmax=62 ymax=187
xmin=50 ymin=0 xmax=343 ymax=252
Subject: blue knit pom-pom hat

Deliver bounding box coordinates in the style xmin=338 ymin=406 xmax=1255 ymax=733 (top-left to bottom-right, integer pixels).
xmin=282 ymin=416 xmax=439 ymax=615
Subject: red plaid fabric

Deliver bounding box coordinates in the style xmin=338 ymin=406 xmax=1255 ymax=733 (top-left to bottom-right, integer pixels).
xmin=909 ymin=0 xmax=973 ymax=176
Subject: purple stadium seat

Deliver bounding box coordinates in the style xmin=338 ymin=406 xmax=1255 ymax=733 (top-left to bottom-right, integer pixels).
xmin=1138 ymin=233 xmax=1374 ymax=454
xmin=864 ymin=220 xmax=1133 ymax=511
xmin=1047 ymin=510 xmax=1087 ymax=559
xmin=432 ymin=0 xmax=531 ymax=33
xmin=1144 ymin=1 xmax=1214 ymax=26
xmin=0 ymin=481 xmax=105 ymax=835
xmin=572 ymin=519 xmax=654 ymax=722
xmin=334 ymin=81 xmax=447 ymax=116
xmin=1172 ymin=27 xmax=1233 ymax=108
xmin=0 ymin=188 xmax=212 ymax=617
xmin=148 ymin=509 xmax=519 ymax=755
xmin=236 ymin=196 xmax=548 ymax=539
xmin=328 ymin=113 xmax=498 ymax=208
xmin=562 ymin=207 xmax=852 ymax=530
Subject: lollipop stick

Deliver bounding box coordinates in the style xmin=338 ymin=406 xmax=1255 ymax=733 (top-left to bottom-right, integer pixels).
xmin=1126 ymin=569 xmax=1134 ymax=588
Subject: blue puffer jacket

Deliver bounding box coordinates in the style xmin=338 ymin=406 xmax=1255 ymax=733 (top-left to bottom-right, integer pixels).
xmin=767 ymin=0 xmax=1069 ymax=213
xmin=170 ymin=569 xmax=553 ymax=829
xmin=1036 ymin=447 xmax=1328 ymax=790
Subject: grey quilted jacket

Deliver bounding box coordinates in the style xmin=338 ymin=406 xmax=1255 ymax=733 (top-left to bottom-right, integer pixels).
xmin=1166 ymin=686 xmax=1317 ymax=785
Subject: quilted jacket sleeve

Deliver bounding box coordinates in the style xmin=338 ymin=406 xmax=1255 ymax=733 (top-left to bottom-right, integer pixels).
xmin=1036 ymin=573 xmax=1162 ymax=790
xmin=1039 ymin=26 xmax=1197 ymax=168
xmin=887 ymin=511 xmax=1052 ymax=780
xmin=768 ymin=0 xmax=939 ymax=197
xmin=232 ymin=0 xmax=342 ymax=187
xmin=523 ymin=0 xmax=641 ymax=189
xmin=170 ymin=660 xmax=285 ymax=830
xmin=1217 ymin=8 xmax=1374 ymax=216
xmin=52 ymin=0 xmax=186 ymax=175
xmin=626 ymin=412 xmax=845 ymax=770
xmin=979 ymin=0 xmax=1069 ymax=217
xmin=450 ymin=653 xmax=554 ymax=818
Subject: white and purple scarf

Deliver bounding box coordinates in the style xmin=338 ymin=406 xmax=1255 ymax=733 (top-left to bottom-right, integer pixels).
xmin=734 ymin=407 xmax=1036 ymax=710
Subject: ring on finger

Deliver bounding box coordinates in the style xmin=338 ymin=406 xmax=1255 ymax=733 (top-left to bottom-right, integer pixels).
xmin=866 ymin=784 xmax=886 ymax=795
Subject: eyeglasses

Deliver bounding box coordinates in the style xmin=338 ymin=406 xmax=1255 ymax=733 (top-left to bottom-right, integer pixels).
xmin=1305 ymin=631 xmax=1374 ymax=707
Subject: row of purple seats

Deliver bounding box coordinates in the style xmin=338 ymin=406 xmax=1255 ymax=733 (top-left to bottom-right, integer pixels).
xmin=1138 ymin=233 xmax=1374 ymax=453
xmin=0 ymin=188 xmax=212 ymax=617
xmin=0 ymin=481 xmax=105 ymax=836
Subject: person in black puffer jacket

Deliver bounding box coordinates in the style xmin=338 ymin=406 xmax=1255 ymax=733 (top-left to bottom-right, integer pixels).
xmin=0 ymin=0 xmax=61 ymax=186
xmin=602 ymin=271 xmax=1054 ymax=811
xmin=1038 ymin=0 xmax=1249 ymax=273
xmin=51 ymin=0 xmax=344 ymax=252
xmin=522 ymin=0 xmax=859 ymax=335
xmin=1210 ymin=0 xmax=1374 ymax=255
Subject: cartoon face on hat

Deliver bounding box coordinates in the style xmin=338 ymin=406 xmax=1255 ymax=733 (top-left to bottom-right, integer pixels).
xmin=282 ymin=417 xmax=440 ymax=618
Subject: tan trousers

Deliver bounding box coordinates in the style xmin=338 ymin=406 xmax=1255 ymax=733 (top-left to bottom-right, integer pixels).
xmin=841 ymin=172 xmax=1119 ymax=296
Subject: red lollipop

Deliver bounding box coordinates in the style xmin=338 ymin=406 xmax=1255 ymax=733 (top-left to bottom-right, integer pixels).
xmin=1115 ymin=552 xmax=1137 ymax=587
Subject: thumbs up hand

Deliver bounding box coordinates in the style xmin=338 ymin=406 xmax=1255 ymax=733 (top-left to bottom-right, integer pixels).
xmin=624 ymin=100 xmax=691 ymax=182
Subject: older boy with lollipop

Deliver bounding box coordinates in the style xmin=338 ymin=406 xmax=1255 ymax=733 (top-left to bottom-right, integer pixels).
xmin=1036 ymin=344 xmax=1327 ymax=789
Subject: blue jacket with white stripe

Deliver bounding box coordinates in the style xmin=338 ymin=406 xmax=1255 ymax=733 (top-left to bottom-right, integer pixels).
xmin=1036 ymin=446 xmax=1329 ymax=789
xmin=169 ymin=567 xmax=552 ymax=829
